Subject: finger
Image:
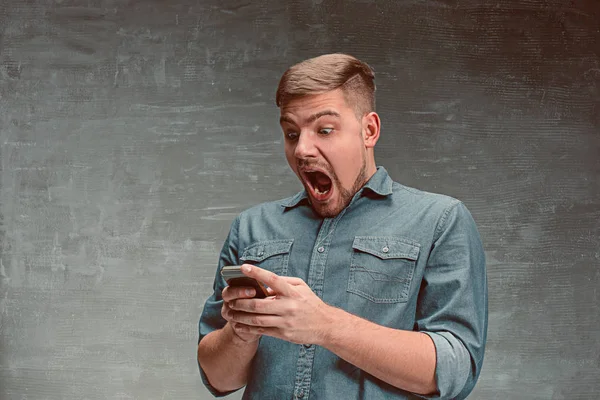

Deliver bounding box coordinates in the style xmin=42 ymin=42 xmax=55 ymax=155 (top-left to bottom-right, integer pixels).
xmin=229 ymin=298 xmax=281 ymax=315
xmin=221 ymin=303 xmax=232 ymax=321
xmin=235 ymin=324 xmax=287 ymax=342
xmin=232 ymin=322 xmax=256 ymax=334
xmin=222 ymin=285 xmax=257 ymax=302
xmin=235 ymin=323 xmax=267 ymax=336
xmin=241 ymin=264 xmax=291 ymax=297
xmin=230 ymin=323 xmax=262 ymax=343
xmin=230 ymin=310 xmax=282 ymax=328
xmin=280 ymin=276 xmax=305 ymax=286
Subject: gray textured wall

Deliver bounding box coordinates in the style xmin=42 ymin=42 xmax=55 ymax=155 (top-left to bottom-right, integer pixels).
xmin=1 ymin=0 xmax=599 ymax=399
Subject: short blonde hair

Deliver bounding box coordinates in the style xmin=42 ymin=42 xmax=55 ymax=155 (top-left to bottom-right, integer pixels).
xmin=275 ymin=53 xmax=376 ymax=118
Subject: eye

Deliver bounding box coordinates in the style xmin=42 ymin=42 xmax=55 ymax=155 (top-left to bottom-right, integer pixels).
xmin=285 ymin=131 xmax=299 ymax=140
xmin=319 ymin=128 xmax=333 ymax=135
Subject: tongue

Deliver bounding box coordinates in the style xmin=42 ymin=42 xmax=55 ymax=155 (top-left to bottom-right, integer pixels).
xmin=315 ymin=172 xmax=330 ymax=186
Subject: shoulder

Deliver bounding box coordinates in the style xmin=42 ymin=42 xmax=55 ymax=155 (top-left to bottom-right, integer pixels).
xmin=387 ymin=181 xmax=480 ymax=240
xmin=391 ymin=181 xmax=462 ymax=213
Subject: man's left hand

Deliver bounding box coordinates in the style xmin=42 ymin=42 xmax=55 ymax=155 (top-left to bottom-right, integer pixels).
xmin=227 ymin=264 xmax=333 ymax=345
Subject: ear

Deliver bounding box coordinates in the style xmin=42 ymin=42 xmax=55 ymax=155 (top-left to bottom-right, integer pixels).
xmin=362 ymin=112 xmax=380 ymax=148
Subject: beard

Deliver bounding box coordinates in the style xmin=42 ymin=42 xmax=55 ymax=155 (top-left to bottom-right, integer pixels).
xmin=305 ymin=153 xmax=369 ymax=219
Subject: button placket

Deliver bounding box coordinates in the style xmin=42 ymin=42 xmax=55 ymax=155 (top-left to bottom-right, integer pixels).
xmin=292 ymin=218 xmax=338 ymax=400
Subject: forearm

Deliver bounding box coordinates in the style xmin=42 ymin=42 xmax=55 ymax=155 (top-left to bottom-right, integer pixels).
xmin=318 ymin=306 xmax=437 ymax=396
xmin=197 ymin=322 xmax=259 ymax=392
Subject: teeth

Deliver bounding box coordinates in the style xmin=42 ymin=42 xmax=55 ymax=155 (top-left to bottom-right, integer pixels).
xmin=315 ymin=187 xmax=330 ymax=195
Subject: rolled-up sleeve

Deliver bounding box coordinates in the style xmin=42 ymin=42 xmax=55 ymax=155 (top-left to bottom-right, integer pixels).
xmin=415 ymin=201 xmax=488 ymax=400
xmin=197 ymin=216 xmax=242 ymax=397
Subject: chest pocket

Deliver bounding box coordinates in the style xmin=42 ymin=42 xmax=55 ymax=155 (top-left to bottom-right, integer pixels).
xmin=348 ymin=236 xmax=420 ymax=304
xmin=240 ymin=239 xmax=294 ymax=277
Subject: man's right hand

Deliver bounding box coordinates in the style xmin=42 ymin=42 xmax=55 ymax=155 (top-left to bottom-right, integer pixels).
xmin=199 ymin=279 xmax=267 ymax=393
xmin=222 ymin=285 xmax=264 ymax=343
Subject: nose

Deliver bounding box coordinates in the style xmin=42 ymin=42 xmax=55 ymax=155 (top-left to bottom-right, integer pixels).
xmin=293 ymin=132 xmax=319 ymax=159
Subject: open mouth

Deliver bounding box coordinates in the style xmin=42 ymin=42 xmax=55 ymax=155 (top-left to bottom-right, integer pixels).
xmin=304 ymin=170 xmax=333 ymax=200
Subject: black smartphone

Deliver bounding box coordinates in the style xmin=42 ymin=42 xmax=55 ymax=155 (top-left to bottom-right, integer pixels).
xmin=220 ymin=266 xmax=269 ymax=298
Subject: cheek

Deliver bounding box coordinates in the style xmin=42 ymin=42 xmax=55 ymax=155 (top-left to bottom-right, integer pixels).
xmin=284 ymin=150 xmax=301 ymax=176
xmin=331 ymin=151 xmax=362 ymax=187
xmin=331 ymin=162 xmax=353 ymax=188
xmin=284 ymin=146 xmax=295 ymax=163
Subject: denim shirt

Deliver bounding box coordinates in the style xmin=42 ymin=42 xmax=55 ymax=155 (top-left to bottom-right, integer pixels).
xmin=198 ymin=166 xmax=488 ymax=400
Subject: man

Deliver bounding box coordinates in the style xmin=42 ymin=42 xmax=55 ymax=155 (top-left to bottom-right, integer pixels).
xmin=197 ymin=53 xmax=487 ymax=400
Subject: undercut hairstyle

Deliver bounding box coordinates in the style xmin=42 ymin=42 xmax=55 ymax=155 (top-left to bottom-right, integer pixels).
xmin=275 ymin=53 xmax=376 ymax=119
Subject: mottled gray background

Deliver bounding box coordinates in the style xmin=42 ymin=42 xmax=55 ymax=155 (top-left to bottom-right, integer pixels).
xmin=0 ymin=0 xmax=598 ymax=399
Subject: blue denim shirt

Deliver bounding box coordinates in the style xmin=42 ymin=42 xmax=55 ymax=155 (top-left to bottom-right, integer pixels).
xmin=198 ymin=166 xmax=487 ymax=400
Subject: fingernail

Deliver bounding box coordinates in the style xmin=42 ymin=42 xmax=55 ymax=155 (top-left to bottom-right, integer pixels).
xmin=242 ymin=265 xmax=251 ymax=272
xmin=245 ymin=288 xmax=254 ymax=296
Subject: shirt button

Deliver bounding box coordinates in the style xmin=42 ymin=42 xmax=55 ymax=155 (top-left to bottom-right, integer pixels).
xmin=296 ymin=390 xmax=304 ymax=398
xmin=382 ymin=246 xmax=389 ymax=253
xmin=317 ymin=246 xmax=325 ymax=253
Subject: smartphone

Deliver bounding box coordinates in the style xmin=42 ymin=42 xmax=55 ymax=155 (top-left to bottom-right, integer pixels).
xmin=220 ymin=266 xmax=269 ymax=298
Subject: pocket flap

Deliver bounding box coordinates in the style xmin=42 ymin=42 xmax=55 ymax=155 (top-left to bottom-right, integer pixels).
xmin=241 ymin=239 xmax=294 ymax=262
xmin=352 ymin=236 xmax=420 ymax=260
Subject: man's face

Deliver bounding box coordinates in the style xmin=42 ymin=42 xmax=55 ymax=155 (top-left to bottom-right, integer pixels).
xmin=280 ymin=89 xmax=377 ymax=218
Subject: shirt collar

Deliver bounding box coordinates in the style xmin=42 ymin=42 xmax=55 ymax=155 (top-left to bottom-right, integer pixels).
xmin=280 ymin=165 xmax=393 ymax=209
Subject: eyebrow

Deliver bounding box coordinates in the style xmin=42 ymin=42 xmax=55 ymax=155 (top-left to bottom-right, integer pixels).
xmin=279 ymin=110 xmax=341 ymax=126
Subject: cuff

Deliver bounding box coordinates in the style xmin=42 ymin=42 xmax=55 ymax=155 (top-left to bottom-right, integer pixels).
xmin=418 ymin=331 xmax=470 ymax=400
xmin=197 ymin=338 xmax=243 ymax=398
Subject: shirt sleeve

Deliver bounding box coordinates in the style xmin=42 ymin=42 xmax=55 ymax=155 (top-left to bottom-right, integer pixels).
xmin=197 ymin=216 xmax=244 ymax=397
xmin=414 ymin=200 xmax=488 ymax=400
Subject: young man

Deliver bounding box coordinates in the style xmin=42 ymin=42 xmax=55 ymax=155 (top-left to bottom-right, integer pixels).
xmin=197 ymin=53 xmax=488 ymax=400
